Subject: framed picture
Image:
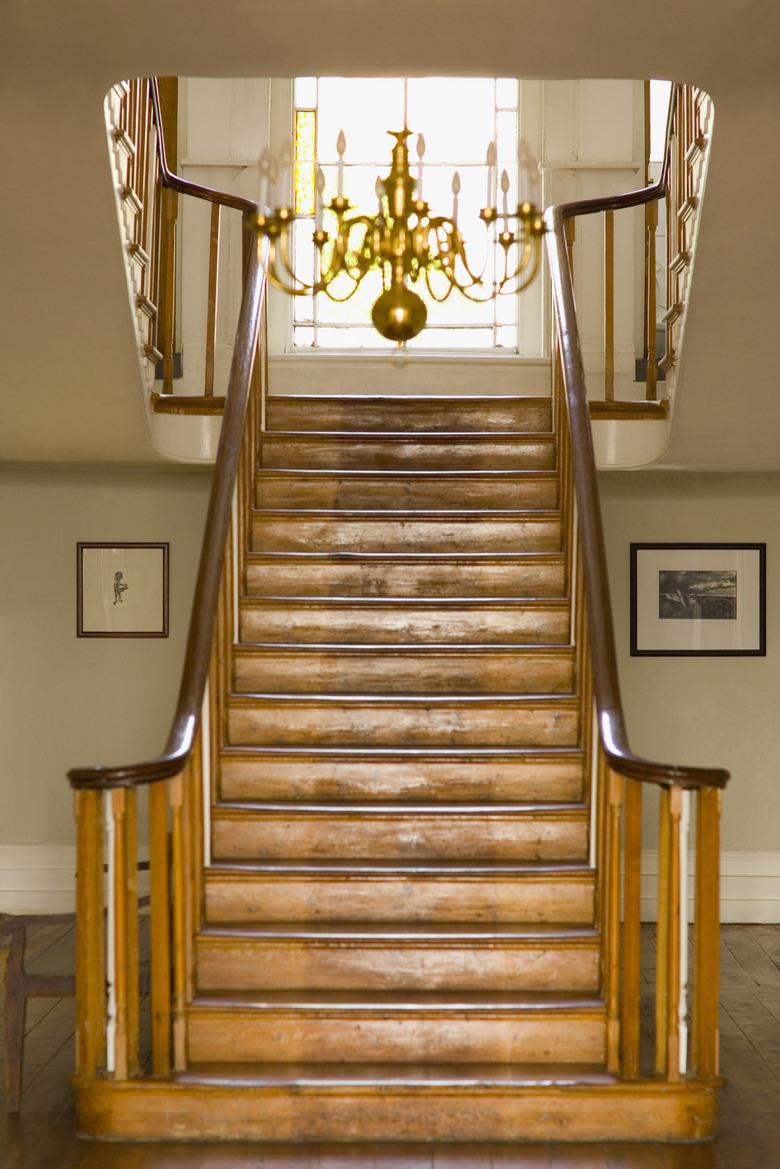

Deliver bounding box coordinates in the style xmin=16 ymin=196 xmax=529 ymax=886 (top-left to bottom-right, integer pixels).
xmin=630 ymin=543 xmax=766 ymax=657
xmin=77 ymin=543 xmax=169 ymax=638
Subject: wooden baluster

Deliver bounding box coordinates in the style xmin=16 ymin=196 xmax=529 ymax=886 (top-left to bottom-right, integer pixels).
xmin=603 ymin=210 xmax=615 ymax=401
xmin=161 ymin=187 xmax=178 ymax=394
xmin=124 ymin=787 xmax=140 ymax=1075
xmin=655 ymin=786 xmax=670 ymax=1074
xmin=170 ymin=772 xmax=188 ymax=1071
xmin=622 ymin=777 xmax=642 ymax=1076
xmin=148 ymin=781 xmax=171 ymax=1076
xmin=692 ymin=787 xmax=722 ymax=1079
xmin=645 ymin=200 xmax=659 ymax=401
xmin=74 ymin=789 xmax=105 ymax=1078
xmin=111 ymin=789 xmax=129 ymax=1080
xmin=188 ymin=726 xmax=205 ymax=963
xmin=605 ymin=768 xmax=623 ymax=1073
xmin=260 ymin=293 xmax=270 ymax=433
xmin=204 ymin=204 xmax=222 ymax=396
xmin=665 ymin=784 xmax=684 ymax=1080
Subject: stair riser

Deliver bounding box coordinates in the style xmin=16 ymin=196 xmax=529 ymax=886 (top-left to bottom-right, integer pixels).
xmin=251 ymin=517 xmax=562 ymax=554
xmin=212 ymin=814 xmax=589 ymax=862
xmin=240 ymin=607 xmax=570 ymax=645
xmin=205 ymin=875 xmax=594 ymax=924
xmin=255 ymin=477 xmax=558 ymax=511
xmin=227 ymin=702 xmax=580 ymax=748
xmin=233 ymin=650 xmax=575 ymax=695
xmin=245 ymin=560 xmax=566 ymax=599
xmin=195 ymin=940 xmax=600 ymax=992
xmin=258 ymin=439 xmax=556 ymax=471
xmin=219 ymin=756 xmax=584 ymax=803
xmin=186 ymin=1010 xmax=605 ymax=1064
xmin=76 ymin=1080 xmax=719 ymax=1143
xmin=266 ymin=398 xmax=553 ymax=433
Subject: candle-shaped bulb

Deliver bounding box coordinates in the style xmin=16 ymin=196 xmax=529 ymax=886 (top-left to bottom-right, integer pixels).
xmin=314 ymin=166 xmax=326 ymax=230
xmin=416 ymin=133 xmax=426 ymax=199
xmin=500 ymin=168 xmax=510 ymax=231
xmin=267 ymin=152 xmax=278 ymax=209
xmin=258 ymin=147 xmax=272 ymax=210
xmin=486 ymin=140 xmax=497 ymax=206
xmin=375 ymin=177 xmax=385 ymax=215
xmin=336 ymin=128 xmax=347 ymax=196
xmin=451 ymin=170 xmax=461 ymax=223
xmin=278 ymin=139 xmax=292 ymax=208
xmin=518 ymin=136 xmax=531 ymax=203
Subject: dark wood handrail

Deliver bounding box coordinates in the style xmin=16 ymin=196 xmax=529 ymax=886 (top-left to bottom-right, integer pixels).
xmin=69 ymin=86 xmax=265 ymax=790
xmin=545 ymin=84 xmax=728 ymax=792
xmin=148 ymin=78 xmax=257 ymax=214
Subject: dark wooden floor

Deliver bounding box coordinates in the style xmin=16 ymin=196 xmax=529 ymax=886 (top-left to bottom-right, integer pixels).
xmin=2 ymin=921 xmax=779 ymax=1168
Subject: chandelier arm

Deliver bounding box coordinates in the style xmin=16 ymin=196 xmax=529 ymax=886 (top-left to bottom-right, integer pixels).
xmin=424 ymin=265 xmax=455 ymax=303
xmin=265 ymin=238 xmax=329 ymax=297
xmin=498 ymin=237 xmax=534 ymax=291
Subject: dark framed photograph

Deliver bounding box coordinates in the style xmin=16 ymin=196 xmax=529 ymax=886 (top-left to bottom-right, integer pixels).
xmin=630 ymin=543 xmax=766 ymax=657
xmin=77 ymin=543 xmax=169 ymax=638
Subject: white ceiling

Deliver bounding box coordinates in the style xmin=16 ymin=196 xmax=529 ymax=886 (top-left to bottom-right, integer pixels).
xmin=2 ymin=0 xmax=780 ymax=465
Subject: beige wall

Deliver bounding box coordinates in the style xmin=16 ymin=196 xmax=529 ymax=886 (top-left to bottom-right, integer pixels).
xmin=600 ymin=471 xmax=780 ymax=853
xmin=0 ymin=464 xmax=211 ymax=847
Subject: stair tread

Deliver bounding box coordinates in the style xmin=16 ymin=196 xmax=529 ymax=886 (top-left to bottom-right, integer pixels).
xmin=234 ymin=642 xmax=574 ymax=653
xmin=227 ymin=692 xmax=579 ymax=704
xmin=268 ymin=395 xmax=550 ymax=404
xmin=245 ymin=550 xmax=566 ymax=561
xmin=259 ymin=430 xmax=555 ymax=441
xmin=198 ymin=921 xmax=599 ymax=940
xmin=219 ymin=745 xmax=585 ymax=758
xmin=256 ymin=469 xmax=559 ymax=480
xmin=208 ymin=859 xmax=592 ymax=875
xmin=190 ymin=990 xmax=605 ymax=1011
xmin=214 ymin=800 xmax=586 ymax=815
xmin=252 ymin=508 xmax=560 ymax=518
xmin=177 ymin=1061 xmax=615 ymax=1087
xmin=240 ymin=596 xmax=570 ymax=606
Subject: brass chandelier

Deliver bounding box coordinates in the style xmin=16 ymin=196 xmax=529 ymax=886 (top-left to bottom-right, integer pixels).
xmin=253 ymin=127 xmax=544 ymax=343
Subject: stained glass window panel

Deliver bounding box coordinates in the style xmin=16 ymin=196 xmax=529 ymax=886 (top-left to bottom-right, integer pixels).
xmin=294 ymin=109 xmax=316 ymax=216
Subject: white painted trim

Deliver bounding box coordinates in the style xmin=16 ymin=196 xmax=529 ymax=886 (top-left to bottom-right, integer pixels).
xmin=268 ymin=354 xmax=551 ymax=395
xmin=640 ymin=850 xmax=780 ymax=924
xmin=0 ymin=844 xmax=149 ymax=915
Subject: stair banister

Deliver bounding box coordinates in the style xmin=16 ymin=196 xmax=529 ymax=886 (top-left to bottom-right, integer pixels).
xmin=545 ymin=81 xmax=728 ymax=1084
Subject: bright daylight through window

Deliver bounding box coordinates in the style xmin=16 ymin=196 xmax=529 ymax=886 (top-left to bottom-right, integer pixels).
xmin=290 ymin=76 xmax=527 ymax=351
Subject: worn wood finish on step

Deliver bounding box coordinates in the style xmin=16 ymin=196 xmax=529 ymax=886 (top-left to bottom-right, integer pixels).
xmin=204 ymin=861 xmax=595 ymax=924
xmin=74 ymin=1073 xmax=718 ymax=1143
xmin=226 ymin=694 xmax=580 ymax=749
xmin=211 ymin=801 xmax=589 ymax=862
xmin=266 ymin=394 xmax=553 ymax=433
xmin=255 ymin=470 xmax=559 ymax=511
xmin=218 ymin=747 xmax=586 ymax=802
xmin=232 ymin=644 xmax=576 ymax=696
xmin=244 ymin=552 xmax=567 ymax=599
xmin=185 ymin=990 xmax=606 ymax=1064
xmin=194 ymin=922 xmax=601 ymax=992
xmin=239 ymin=598 xmax=571 ymax=645
xmin=251 ymin=510 xmax=563 ymax=554
xmin=257 ymin=432 xmax=557 ymax=471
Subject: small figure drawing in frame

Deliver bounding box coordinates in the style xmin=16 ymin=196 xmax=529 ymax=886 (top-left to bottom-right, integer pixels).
xmin=77 ymin=543 xmax=169 ymax=638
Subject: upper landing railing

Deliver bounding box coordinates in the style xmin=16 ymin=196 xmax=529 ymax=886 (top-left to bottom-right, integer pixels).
xmin=548 ymin=81 xmax=727 ymax=1084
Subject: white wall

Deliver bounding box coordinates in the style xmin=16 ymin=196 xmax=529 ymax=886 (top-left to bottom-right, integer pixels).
xmin=0 ymin=464 xmax=211 ymax=910
xmin=601 ymin=471 xmax=780 ymax=920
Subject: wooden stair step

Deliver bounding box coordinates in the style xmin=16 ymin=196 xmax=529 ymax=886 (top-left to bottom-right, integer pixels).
xmin=204 ymin=859 xmax=595 ymax=924
xmin=250 ymin=509 xmax=562 ymax=554
xmin=82 ymin=1066 xmax=717 ymax=1142
xmin=186 ymin=989 xmax=606 ymax=1064
xmin=255 ymin=469 xmax=559 ymax=511
xmin=244 ymin=551 xmax=567 ymax=599
xmin=257 ymin=431 xmax=556 ymax=471
xmin=239 ymin=597 xmax=571 ymax=645
xmin=211 ymin=800 xmax=589 ymax=862
xmin=233 ymin=644 xmax=576 ymax=695
xmin=194 ymin=921 xmax=600 ymax=992
xmin=218 ymin=746 xmax=585 ymax=802
xmin=226 ymin=693 xmax=580 ymax=749
xmin=266 ymin=394 xmax=552 ymax=434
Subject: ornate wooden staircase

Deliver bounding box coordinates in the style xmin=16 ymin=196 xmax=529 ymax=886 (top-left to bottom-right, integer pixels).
xmin=67 ymin=80 xmax=728 ymax=1144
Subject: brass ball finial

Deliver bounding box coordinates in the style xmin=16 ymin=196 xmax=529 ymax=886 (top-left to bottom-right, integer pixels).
xmin=371 ymin=286 xmax=427 ymax=342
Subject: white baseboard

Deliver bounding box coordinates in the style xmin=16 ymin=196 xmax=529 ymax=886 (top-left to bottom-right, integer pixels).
xmin=640 ymin=849 xmax=780 ymax=923
xmin=2 ymin=845 xmax=779 ymax=922
xmin=0 ymin=844 xmax=148 ymax=915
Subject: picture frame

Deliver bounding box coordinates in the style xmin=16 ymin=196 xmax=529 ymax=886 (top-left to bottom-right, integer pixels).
xmin=77 ymin=542 xmax=169 ymax=638
xmin=630 ymin=543 xmax=766 ymax=657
